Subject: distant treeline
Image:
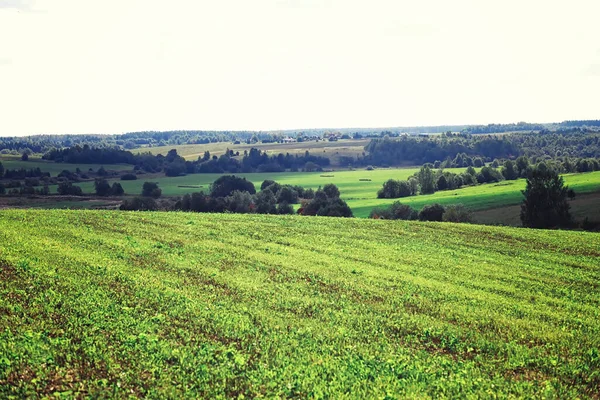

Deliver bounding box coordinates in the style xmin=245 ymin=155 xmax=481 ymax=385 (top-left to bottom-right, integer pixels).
xmin=41 ymin=145 xmax=329 ymax=175
xmin=2 ymin=120 xmax=600 ymax=154
xmin=354 ymin=130 xmax=600 ymax=167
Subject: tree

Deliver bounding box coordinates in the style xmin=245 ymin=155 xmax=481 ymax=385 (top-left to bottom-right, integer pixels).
xmin=57 ymin=182 xmax=83 ymax=196
xmin=442 ymin=204 xmax=471 ymax=223
xmin=0 ymin=161 xmax=4 ymax=178
xmin=277 ymin=186 xmax=298 ymax=204
xmin=418 ymin=203 xmax=445 ymax=221
xmin=94 ymin=178 xmax=112 ymax=196
xmin=520 ymin=167 xmax=572 ymax=229
xmin=261 ymin=179 xmax=276 ymax=190
xmin=501 ymin=160 xmax=518 ymax=180
xmin=21 ymin=153 xmax=29 ymax=161
xmin=417 ymin=165 xmax=435 ymax=194
xmin=436 ymin=175 xmax=448 ymax=191
xmin=300 ymin=185 xmax=353 ymax=217
xmin=142 ymin=182 xmax=162 ymax=198
xmin=120 ymin=197 xmax=158 ymax=211
xmin=515 ymin=156 xmax=529 ymax=177
xmin=111 ymin=182 xmax=125 ymax=196
xmin=210 ymin=175 xmax=256 ymax=198
xmin=255 ymin=190 xmax=277 ymax=214
xmin=322 ymin=183 xmax=340 ymax=199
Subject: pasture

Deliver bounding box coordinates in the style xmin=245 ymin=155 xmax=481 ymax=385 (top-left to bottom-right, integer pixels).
xmin=0 ymin=210 xmax=599 ymax=397
xmin=63 ymin=169 xmax=600 ymax=218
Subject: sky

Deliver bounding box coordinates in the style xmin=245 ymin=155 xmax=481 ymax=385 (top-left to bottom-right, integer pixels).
xmin=1 ymin=0 xmax=599 ymax=136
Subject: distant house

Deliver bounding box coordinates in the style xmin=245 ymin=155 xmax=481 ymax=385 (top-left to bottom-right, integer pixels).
xmin=282 ymin=137 xmax=295 ymax=143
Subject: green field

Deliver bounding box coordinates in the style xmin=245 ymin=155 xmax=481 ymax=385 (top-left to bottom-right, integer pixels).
xmin=64 ymin=169 xmax=600 ymax=218
xmin=0 ymin=156 xmax=133 ymax=177
xmin=1 ymin=210 xmax=599 ymax=397
xmin=68 ymin=167 xmax=433 ymax=199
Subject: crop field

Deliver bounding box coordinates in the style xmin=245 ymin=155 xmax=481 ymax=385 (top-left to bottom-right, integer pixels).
xmin=132 ymin=138 xmax=371 ymax=164
xmin=0 ymin=210 xmax=599 ymax=397
xmin=0 ymin=156 xmax=133 ymax=177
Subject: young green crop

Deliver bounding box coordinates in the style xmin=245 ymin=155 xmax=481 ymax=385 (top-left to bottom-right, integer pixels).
xmin=1 ymin=210 xmax=599 ymax=398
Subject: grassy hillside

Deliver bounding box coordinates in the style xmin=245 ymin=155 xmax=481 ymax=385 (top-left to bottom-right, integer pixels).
xmin=1 ymin=211 xmax=599 ymax=398
xmin=64 ymin=170 xmax=600 ymax=218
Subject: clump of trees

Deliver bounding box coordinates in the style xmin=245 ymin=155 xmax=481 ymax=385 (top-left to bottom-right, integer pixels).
xmin=370 ymin=202 xmax=471 ymax=223
xmin=122 ymin=176 xmax=316 ymax=215
xmin=377 ymin=165 xmax=481 ymax=199
xmin=94 ymin=179 xmax=124 ymax=196
xmin=142 ymin=182 xmax=162 ymax=198
xmin=57 ymin=182 xmax=83 ymax=196
xmin=298 ymin=184 xmax=353 ymax=217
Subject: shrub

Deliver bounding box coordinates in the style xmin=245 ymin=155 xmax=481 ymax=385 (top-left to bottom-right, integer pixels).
xmin=121 ymin=173 xmax=138 ymax=181
xmin=142 ymin=182 xmax=162 ymax=198
xmin=111 ymin=182 xmax=125 ymax=196
xmin=442 ymin=204 xmax=471 ymax=223
xmin=94 ymin=178 xmax=112 ymax=196
xmin=210 ymin=175 xmax=256 ymax=198
xmin=120 ymin=197 xmax=158 ymax=211
xmin=57 ymin=182 xmax=83 ymax=196
xmin=419 ymin=203 xmax=445 ymax=221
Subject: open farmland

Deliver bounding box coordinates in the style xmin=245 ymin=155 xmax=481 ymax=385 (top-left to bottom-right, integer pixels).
xmin=132 ymin=138 xmax=371 ymax=165
xmin=0 ymin=210 xmax=599 ymax=398
xmin=60 ymin=170 xmax=600 ymax=219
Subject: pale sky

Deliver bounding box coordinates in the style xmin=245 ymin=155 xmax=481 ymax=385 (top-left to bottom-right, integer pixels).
xmin=1 ymin=0 xmax=599 ymax=136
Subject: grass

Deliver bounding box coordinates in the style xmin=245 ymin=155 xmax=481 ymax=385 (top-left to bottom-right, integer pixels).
xmin=0 ymin=210 xmax=599 ymax=397
xmin=472 ymin=191 xmax=600 ymax=226
xmin=0 ymin=156 xmax=133 ymax=177
xmin=63 ymin=169 xmax=600 ymax=218
xmin=62 ymin=167 xmax=461 ymax=200
xmin=348 ymin=171 xmax=600 ymax=218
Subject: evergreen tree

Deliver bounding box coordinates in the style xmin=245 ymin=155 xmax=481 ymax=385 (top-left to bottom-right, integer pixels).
xmin=520 ymin=167 xmax=571 ymax=228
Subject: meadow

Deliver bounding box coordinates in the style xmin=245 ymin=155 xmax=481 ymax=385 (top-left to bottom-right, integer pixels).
xmin=65 ymin=169 xmax=600 ymax=218
xmin=1 ymin=210 xmax=599 ymax=398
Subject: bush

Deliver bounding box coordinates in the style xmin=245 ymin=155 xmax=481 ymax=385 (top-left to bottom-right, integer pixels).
xmin=277 ymin=186 xmax=298 ymax=204
xmin=277 ymin=201 xmax=294 ymax=215
xmin=419 ymin=203 xmax=445 ymax=221
xmin=142 ymin=182 xmax=162 ymax=198
xmin=111 ymin=182 xmax=125 ymax=196
xmin=377 ymin=179 xmax=413 ymax=198
xmin=57 ymin=182 xmax=83 ymax=196
xmin=442 ymin=204 xmax=471 ymax=223
xmin=370 ymin=202 xmax=417 ymax=220
xmin=121 ymin=173 xmax=138 ymax=180
xmin=120 ymin=197 xmax=158 ymax=211
xmin=94 ymin=178 xmax=112 ymax=196
xmin=210 ymin=175 xmax=256 ymax=198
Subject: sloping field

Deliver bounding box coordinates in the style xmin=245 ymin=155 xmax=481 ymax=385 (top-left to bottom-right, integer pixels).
xmin=59 ymin=170 xmax=600 ymax=218
xmin=1 ymin=211 xmax=599 ymax=398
